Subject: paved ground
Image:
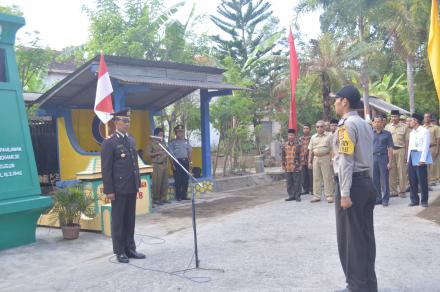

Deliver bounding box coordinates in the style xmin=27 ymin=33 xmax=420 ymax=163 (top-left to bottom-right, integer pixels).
xmin=1 ymin=182 xmax=440 ymax=292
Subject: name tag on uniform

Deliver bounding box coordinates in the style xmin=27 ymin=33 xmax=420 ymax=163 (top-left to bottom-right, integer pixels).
xmin=338 ymin=126 xmax=354 ymax=155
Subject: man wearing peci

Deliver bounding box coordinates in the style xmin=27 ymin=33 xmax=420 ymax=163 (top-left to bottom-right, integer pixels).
xmin=101 ymin=108 xmax=146 ymax=263
xmin=408 ymin=113 xmax=431 ymax=207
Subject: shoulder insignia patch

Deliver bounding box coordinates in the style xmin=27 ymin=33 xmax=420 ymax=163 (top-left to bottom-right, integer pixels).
xmin=338 ymin=125 xmax=354 ymax=155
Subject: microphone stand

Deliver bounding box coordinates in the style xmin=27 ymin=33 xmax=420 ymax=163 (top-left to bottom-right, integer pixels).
xmin=152 ymin=136 xmax=202 ymax=268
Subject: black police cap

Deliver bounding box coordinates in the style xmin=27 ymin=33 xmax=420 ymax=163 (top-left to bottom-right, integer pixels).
xmin=111 ymin=107 xmax=131 ymax=119
xmin=390 ymin=110 xmax=400 ymax=116
xmin=174 ymin=124 xmax=184 ymax=131
xmin=287 ymin=128 xmax=295 ymax=134
xmin=333 ymin=85 xmax=361 ymax=108
xmin=330 ymin=118 xmax=339 ymax=124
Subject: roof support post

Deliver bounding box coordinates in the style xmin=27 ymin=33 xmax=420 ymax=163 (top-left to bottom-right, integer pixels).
xmin=200 ymin=89 xmax=212 ymax=178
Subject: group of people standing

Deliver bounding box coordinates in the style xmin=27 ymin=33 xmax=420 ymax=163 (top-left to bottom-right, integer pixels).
xmin=282 ymin=107 xmax=438 ymax=209
xmin=282 ymin=84 xmax=436 ymax=292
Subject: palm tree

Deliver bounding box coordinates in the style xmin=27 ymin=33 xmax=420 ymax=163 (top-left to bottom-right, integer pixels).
xmin=376 ymin=0 xmax=430 ymax=113
xmin=305 ymin=34 xmax=359 ymax=120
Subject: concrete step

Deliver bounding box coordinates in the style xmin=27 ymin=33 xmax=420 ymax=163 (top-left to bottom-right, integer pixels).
xmin=213 ymin=172 xmax=286 ymax=193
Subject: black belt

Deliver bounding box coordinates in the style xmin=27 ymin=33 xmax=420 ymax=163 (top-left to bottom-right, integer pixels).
xmin=177 ymin=158 xmax=188 ymax=161
xmin=334 ymin=170 xmax=369 ymax=181
xmin=393 ymin=146 xmax=404 ymax=150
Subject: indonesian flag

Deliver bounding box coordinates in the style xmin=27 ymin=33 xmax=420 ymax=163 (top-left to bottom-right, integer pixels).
xmin=288 ymin=28 xmax=299 ymax=133
xmin=94 ymin=53 xmax=114 ymax=123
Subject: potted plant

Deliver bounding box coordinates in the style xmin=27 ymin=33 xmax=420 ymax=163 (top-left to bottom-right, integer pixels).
xmin=50 ymin=185 xmax=96 ymax=240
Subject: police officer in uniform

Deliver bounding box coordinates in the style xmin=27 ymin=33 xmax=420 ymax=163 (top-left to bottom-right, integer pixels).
xmin=101 ymin=108 xmax=146 ymax=263
xmin=332 ymin=85 xmax=377 ymax=292
xmin=147 ymin=127 xmax=170 ymax=206
xmin=169 ymin=125 xmax=192 ymax=201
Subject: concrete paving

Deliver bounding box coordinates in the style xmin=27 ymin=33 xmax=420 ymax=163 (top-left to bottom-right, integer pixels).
xmin=1 ymin=182 xmax=440 ymax=292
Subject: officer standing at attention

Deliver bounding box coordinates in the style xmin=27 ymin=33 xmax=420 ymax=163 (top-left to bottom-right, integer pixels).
xmin=332 ymin=85 xmax=377 ymax=292
xmin=146 ymin=127 xmax=170 ymax=206
xmin=101 ymin=108 xmax=146 ymax=264
xmin=385 ymin=110 xmax=409 ymax=198
xmin=169 ymin=125 xmax=192 ymax=201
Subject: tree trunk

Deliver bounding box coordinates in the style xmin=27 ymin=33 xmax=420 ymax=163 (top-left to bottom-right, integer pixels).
xmin=321 ymin=73 xmax=331 ymax=121
xmin=407 ymin=57 xmax=415 ymax=114
xmin=358 ymin=14 xmax=370 ymax=121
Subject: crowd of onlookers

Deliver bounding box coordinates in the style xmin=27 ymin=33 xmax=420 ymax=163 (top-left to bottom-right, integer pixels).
xmin=281 ymin=110 xmax=439 ymax=208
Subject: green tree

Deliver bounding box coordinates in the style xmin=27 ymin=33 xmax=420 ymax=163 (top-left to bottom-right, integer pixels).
xmin=377 ymin=0 xmax=430 ymax=113
xmin=297 ymin=0 xmax=381 ymax=117
xmin=305 ymin=33 xmax=361 ymax=120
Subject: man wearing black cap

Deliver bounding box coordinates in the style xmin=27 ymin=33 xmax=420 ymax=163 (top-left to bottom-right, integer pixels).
xmin=385 ymin=110 xmax=410 ymax=198
xmin=408 ymin=113 xmax=431 ymax=207
xmin=169 ymin=125 xmax=192 ymax=201
xmin=101 ymin=108 xmax=146 ymax=263
xmin=282 ymin=128 xmax=302 ymax=201
xmin=332 ymin=85 xmax=377 ymax=292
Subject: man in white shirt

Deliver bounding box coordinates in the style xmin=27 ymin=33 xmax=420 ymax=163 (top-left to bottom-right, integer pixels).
xmin=407 ymin=113 xmax=430 ymax=207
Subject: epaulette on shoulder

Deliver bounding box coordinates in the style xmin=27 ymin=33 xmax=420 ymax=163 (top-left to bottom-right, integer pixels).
xmin=337 ymin=118 xmax=346 ymax=127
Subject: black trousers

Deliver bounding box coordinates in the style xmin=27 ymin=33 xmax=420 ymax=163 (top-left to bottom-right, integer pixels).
xmin=408 ymin=156 xmax=429 ymax=204
xmin=173 ymin=158 xmax=189 ymax=200
xmin=373 ymin=154 xmax=390 ymax=203
xmin=335 ymin=175 xmax=377 ymax=292
xmin=286 ymin=171 xmax=302 ymax=199
xmin=301 ymin=165 xmax=313 ymax=194
xmin=111 ymin=193 xmax=137 ymax=254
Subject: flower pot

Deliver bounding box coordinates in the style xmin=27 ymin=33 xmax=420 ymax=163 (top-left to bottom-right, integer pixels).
xmin=61 ymin=224 xmax=80 ymax=240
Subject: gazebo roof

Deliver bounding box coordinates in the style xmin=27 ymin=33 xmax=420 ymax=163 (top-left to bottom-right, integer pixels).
xmin=36 ymin=55 xmax=244 ymax=111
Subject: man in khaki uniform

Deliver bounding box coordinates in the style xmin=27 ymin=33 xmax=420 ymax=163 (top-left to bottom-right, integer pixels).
xmin=423 ymin=113 xmax=440 ymax=185
xmin=308 ymin=120 xmax=334 ymax=203
xmin=146 ymin=128 xmax=169 ymax=205
xmin=385 ymin=110 xmax=409 ymax=198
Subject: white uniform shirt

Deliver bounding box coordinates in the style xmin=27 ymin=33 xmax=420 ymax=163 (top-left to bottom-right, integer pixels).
xmin=407 ymin=126 xmax=430 ymax=163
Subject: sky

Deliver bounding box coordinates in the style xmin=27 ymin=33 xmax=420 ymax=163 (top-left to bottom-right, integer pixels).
xmin=1 ymin=0 xmax=322 ymax=50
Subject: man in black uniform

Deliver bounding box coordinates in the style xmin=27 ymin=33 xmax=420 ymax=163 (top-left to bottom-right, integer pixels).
xmin=101 ymin=108 xmax=146 ymax=263
xmin=332 ymin=85 xmax=377 ymax=292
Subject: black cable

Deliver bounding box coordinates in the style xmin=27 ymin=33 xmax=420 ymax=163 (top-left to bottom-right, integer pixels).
xmin=108 ymin=233 xmax=225 ymax=284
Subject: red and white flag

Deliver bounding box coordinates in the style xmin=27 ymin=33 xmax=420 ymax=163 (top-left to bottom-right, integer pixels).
xmin=94 ymin=53 xmax=114 ymax=124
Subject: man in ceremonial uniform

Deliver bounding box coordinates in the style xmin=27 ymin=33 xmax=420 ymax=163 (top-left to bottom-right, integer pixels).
xmin=332 ymin=85 xmax=377 ymax=292
xmin=308 ymin=120 xmax=334 ymax=203
xmin=385 ymin=110 xmax=409 ymax=198
xmin=146 ymin=127 xmax=169 ymax=205
xmin=423 ymin=113 xmax=440 ymax=185
xmin=282 ymin=128 xmax=302 ymax=201
xmin=101 ymin=108 xmax=146 ymax=263
xmin=169 ymin=125 xmax=192 ymax=201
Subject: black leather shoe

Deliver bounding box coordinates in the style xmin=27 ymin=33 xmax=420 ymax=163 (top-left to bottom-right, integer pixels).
xmin=285 ymin=197 xmax=295 ymax=201
xmin=296 ymin=197 xmax=301 ymax=202
xmin=117 ymin=253 xmax=129 ymax=263
xmin=182 ymin=197 xmax=191 ymax=200
xmin=382 ymin=202 xmax=389 ymax=207
xmin=408 ymin=202 xmax=419 ymax=207
xmin=126 ymin=249 xmax=146 ymax=259
xmin=422 ymin=203 xmax=428 ymax=208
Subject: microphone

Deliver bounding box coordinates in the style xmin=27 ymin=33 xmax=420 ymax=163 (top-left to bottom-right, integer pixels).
xmin=150 ymin=135 xmax=163 ymax=141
